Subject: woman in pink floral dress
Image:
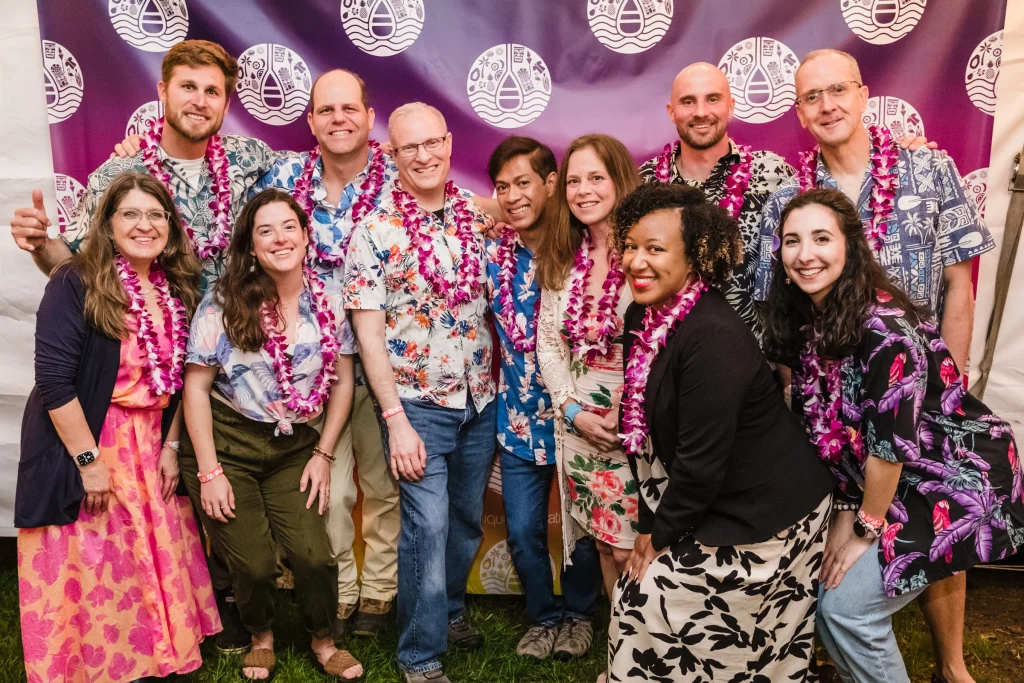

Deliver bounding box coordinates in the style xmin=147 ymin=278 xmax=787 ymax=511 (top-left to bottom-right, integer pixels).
xmin=16 ymin=172 xmax=219 ymax=682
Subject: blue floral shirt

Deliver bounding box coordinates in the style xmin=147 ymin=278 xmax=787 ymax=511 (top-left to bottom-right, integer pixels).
xmin=753 ymin=138 xmax=995 ymax=317
xmin=486 ymin=234 xmax=555 ymax=465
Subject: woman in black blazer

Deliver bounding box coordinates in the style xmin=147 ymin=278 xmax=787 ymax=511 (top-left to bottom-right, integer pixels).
xmin=607 ymin=183 xmax=835 ymax=683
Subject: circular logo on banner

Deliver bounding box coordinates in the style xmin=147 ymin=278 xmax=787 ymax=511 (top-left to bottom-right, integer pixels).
xmin=54 ymin=174 xmax=86 ymax=235
xmin=718 ymin=37 xmax=798 ymax=124
xmin=125 ymin=100 xmax=164 ymax=138
xmin=587 ymin=0 xmax=673 ymax=54
xmin=841 ymin=0 xmax=927 ymax=45
xmin=42 ymin=41 xmax=84 ymax=124
xmin=237 ymin=44 xmax=312 ymax=126
xmin=109 ymin=0 xmax=189 ymax=52
xmin=479 ymin=540 xmax=523 ymax=594
xmin=340 ymin=0 xmax=424 ymax=56
xmin=467 ymin=44 xmax=552 ymax=129
xmin=963 ymin=167 xmax=988 ymax=219
xmin=864 ymin=96 xmax=925 ymax=138
xmin=965 ymin=31 xmax=1001 ymax=116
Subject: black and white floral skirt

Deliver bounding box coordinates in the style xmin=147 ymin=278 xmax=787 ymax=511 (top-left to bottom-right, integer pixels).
xmin=608 ymin=496 xmax=830 ymax=682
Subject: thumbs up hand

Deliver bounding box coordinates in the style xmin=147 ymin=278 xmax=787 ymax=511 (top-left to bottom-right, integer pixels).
xmin=11 ymin=189 xmax=54 ymax=253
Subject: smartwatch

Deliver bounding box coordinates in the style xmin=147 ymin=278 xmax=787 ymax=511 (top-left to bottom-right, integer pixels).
xmin=563 ymin=403 xmax=583 ymax=435
xmin=74 ymin=447 xmax=99 ymax=468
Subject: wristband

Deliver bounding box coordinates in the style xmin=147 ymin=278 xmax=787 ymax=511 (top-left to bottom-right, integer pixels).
xmin=198 ymin=464 xmax=224 ymax=484
xmin=382 ymin=406 xmax=404 ymax=420
xmin=313 ymin=445 xmax=336 ymax=463
xmin=857 ymin=508 xmax=885 ymax=530
xmin=163 ymin=440 xmax=180 ymax=452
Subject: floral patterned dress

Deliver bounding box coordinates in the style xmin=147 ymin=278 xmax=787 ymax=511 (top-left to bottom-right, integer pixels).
xmin=796 ymin=304 xmax=1024 ymax=597
xmin=18 ymin=321 xmax=221 ymax=683
xmin=538 ymin=277 xmax=639 ymax=558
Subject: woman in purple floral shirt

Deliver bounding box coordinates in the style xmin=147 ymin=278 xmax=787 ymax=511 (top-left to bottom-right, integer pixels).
xmin=763 ymin=189 xmax=1024 ymax=683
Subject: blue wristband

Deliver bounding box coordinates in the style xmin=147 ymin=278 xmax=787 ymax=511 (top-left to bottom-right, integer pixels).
xmin=563 ymin=403 xmax=583 ymax=433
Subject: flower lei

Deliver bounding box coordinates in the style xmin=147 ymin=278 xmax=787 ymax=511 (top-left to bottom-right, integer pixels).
xmin=796 ymin=125 xmax=899 ymax=253
xmin=259 ymin=268 xmax=340 ymax=429
xmin=653 ymin=140 xmax=754 ymax=219
xmin=115 ymin=255 xmax=188 ymax=396
xmin=795 ymin=325 xmax=848 ymax=466
xmin=620 ymin=276 xmax=708 ymax=455
xmin=393 ymin=180 xmax=482 ymax=309
xmin=564 ymin=230 xmax=627 ymax=362
xmin=293 ymin=140 xmax=388 ymax=265
xmin=494 ymin=226 xmax=540 ymax=352
xmin=138 ymin=117 xmax=232 ymax=259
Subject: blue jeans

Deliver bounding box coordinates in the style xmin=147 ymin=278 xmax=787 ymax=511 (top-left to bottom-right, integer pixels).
xmin=394 ymin=397 xmax=497 ymax=674
xmin=816 ymin=539 xmax=924 ymax=683
xmin=499 ymin=448 xmax=601 ymax=626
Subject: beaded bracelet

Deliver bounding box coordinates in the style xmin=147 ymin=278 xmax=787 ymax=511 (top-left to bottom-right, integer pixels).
xmin=198 ymin=464 xmax=224 ymax=484
xmin=313 ymin=445 xmax=336 ymax=464
xmin=833 ymin=501 xmax=860 ymax=512
xmin=382 ymin=406 xmax=404 ymax=420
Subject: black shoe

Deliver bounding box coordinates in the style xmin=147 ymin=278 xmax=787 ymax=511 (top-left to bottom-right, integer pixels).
xmin=817 ymin=663 xmax=843 ymax=683
xmin=351 ymin=598 xmax=393 ymax=637
xmin=215 ymin=589 xmax=251 ymax=655
xmin=931 ymin=674 xmax=950 ymax=683
xmin=447 ymin=615 xmax=483 ymax=650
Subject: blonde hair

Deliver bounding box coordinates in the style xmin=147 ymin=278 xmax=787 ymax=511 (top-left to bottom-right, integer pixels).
xmin=388 ymin=102 xmax=447 ymax=142
xmin=799 ymin=49 xmax=863 ymax=84
xmin=161 ymin=39 xmax=238 ymax=93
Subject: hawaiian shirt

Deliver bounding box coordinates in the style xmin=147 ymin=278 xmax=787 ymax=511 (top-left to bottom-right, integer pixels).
xmin=753 ymin=137 xmax=995 ymax=317
xmin=343 ymin=186 xmax=495 ymax=412
xmin=63 ymin=135 xmax=291 ymax=293
xmin=486 ymin=233 xmax=555 ymax=465
xmin=639 ymin=139 xmax=793 ymax=341
xmin=187 ymin=288 xmax=356 ymax=434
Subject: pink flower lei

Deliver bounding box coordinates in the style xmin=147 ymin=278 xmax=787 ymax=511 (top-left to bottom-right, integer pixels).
xmin=564 ymin=230 xmax=626 ymax=362
xmin=795 ymin=325 xmax=848 ymax=466
xmin=494 ymin=226 xmax=540 ymax=352
xmin=138 ymin=117 xmax=232 ymax=260
xmin=796 ymin=125 xmax=898 ymax=253
xmin=654 ymin=140 xmax=754 ymax=219
xmin=620 ymin=276 xmax=708 ymax=455
xmin=259 ymin=267 xmax=340 ymax=431
xmin=293 ymin=140 xmax=388 ymax=265
xmin=115 ymin=255 xmax=188 ymax=396
xmin=393 ymin=180 xmax=482 ymax=309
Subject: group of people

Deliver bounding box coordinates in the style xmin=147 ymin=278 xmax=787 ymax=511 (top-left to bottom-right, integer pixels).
xmin=9 ymin=37 xmax=1023 ymax=683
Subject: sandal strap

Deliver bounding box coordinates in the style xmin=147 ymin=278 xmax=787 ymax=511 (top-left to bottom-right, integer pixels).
xmin=242 ymin=648 xmax=276 ymax=671
xmin=323 ymin=649 xmax=362 ymax=676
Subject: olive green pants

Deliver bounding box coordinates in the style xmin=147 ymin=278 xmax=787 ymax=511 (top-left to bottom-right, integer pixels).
xmin=180 ymin=398 xmax=338 ymax=637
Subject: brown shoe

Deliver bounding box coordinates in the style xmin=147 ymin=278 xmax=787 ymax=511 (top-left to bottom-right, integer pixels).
xmin=351 ymin=598 xmax=393 ymax=637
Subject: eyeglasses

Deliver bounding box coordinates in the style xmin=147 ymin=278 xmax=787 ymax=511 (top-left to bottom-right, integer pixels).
xmin=115 ymin=208 xmax=171 ymax=227
xmin=795 ymin=81 xmax=862 ymax=107
xmin=393 ymin=134 xmax=448 ymax=159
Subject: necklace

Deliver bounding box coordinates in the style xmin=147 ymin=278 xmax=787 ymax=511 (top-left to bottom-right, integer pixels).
xmin=564 ymin=230 xmax=626 ymax=362
xmin=493 ymin=226 xmax=539 ymax=352
xmin=654 ymin=140 xmax=755 ymax=219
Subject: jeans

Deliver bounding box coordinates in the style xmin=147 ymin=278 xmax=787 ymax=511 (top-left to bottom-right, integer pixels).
xmin=393 ymin=396 xmax=497 ymax=674
xmin=816 ymin=539 xmax=925 ymax=683
xmin=499 ymin=448 xmax=601 ymax=626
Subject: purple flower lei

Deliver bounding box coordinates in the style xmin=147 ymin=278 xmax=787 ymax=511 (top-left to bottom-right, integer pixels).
xmin=138 ymin=117 xmax=233 ymax=260
xmin=259 ymin=267 xmax=340 ymax=431
xmin=393 ymin=180 xmax=482 ymax=310
xmin=795 ymin=325 xmax=848 ymax=466
xmin=654 ymin=140 xmax=755 ymax=219
xmin=293 ymin=140 xmax=388 ymax=266
xmin=564 ymin=230 xmax=626 ymax=362
xmin=620 ymin=276 xmax=707 ymax=455
xmin=115 ymin=255 xmax=188 ymax=396
xmin=494 ymin=226 xmax=540 ymax=352
xmin=796 ymin=125 xmax=899 ymax=253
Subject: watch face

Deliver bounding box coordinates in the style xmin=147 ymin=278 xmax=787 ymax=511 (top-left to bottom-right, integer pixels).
xmin=853 ymin=521 xmax=866 ymax=538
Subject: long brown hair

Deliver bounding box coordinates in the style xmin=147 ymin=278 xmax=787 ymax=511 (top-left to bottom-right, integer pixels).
xmin=214 ymin=189 xmax=310 ymax=352
xmin=762 ymin=188 xmax=928 ymax=366
xmin=72 ymin=171 xmax=200 ymax=339
xmin=535 ymin=134 xmax=640 ymax=290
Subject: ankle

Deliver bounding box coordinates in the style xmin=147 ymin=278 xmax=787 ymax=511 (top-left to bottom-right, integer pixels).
xmin=937 ymin=663 xmax=974 ymax=683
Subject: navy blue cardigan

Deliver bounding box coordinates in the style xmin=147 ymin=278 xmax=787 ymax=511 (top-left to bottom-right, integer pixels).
xmin=16 ymin=265 xmax=181 ymax=528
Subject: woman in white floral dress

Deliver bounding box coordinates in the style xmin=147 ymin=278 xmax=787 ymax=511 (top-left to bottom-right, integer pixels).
xmin=537 ymin=134 xmax=641 ymax=599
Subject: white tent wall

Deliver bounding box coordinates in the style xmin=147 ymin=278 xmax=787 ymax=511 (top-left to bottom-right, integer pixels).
xmin=0 ymin=2 xmax=1022 ymax=535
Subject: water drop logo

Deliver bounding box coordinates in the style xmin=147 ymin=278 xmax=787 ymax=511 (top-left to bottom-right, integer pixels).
xmin=341 ymin=0 xmax=424 ymax=57
xmin=842 ymin=0 xmax=926 ymax=45
xmin=963 ymin=168 xmax=988 ymax=219
xmin=487 ymin=458 xmax=503 ymax=496
xmin=53 ymin=174 xmax=85 ymax=235
xmin=587 ymin=0 xmax=673 ymax=55
xmin=467 ymin=44 xmax=552 ymax=129
xmin=42 ymin=41 xmax=84 ymax=124
xmin=109 ymin=0 xmax=189 ymax=52
xmin=479 ymin=540 xmax=522 ymax=594
xmin=718 ymin=37 xmax=798 ymax=124
xmin=965 ymin=31 xmax=1001 ymax=116
xmin=864 ymin=96 xmax=925 ymax=138
xmin=237 ymin=44 xmax=312 ymax=126
xmin=125 ymin=100 xmax=164 ymax=139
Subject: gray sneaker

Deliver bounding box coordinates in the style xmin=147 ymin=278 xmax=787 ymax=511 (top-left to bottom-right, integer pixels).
xmin=553 ymin=618 xmax=593 ymax=660
xmin=448 ymin=615 xmax=484 ymax=649
xmin=404 ymin=669 xmax=451 ymax=683
xmin=516 ymin=624 xmax=559 ymax=660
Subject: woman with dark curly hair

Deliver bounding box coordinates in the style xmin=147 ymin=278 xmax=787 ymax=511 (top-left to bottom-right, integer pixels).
xmin=608 ymin=182 xmax=835 ymax=682
xmin=762 ymin=188 xmax=1024 ymax=683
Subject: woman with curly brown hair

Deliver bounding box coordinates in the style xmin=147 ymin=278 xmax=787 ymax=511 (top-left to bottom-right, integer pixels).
xmin=608 ymin=182 xmax=835 ymax=682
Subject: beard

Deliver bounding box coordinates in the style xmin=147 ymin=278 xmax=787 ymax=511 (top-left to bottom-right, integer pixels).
xmin=677 ymin=120 xmax=728 ymax=151
xmin=165 ymin=107 xmax=222 ymax=143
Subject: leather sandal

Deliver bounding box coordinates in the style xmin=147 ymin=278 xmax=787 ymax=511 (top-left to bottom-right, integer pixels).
xmin=314 ymin=649 xmax=366 ymax=681
xmin=241 ymin=647 xmax=276 ymax=682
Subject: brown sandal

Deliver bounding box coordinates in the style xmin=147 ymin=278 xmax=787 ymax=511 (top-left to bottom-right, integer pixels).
xmin=314 ymin=649 xmax=365 ymax=681
xmin=241 ymin=647 xmax=276 ymax=682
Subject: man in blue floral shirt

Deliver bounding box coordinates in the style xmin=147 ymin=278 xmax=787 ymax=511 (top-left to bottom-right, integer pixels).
xmin=485 ymin=137 xmax=601 ymax=662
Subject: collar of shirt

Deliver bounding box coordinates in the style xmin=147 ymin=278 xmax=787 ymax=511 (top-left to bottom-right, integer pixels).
xmin=155 ymin=144 xmax=209 ymax=192
xmin=309 ymin=147 xmax=376 ymax=208
xmin=812 ymin=129 xmax=899 ymax=209
xmin=669 ymin=138 xmax=741 ymax=186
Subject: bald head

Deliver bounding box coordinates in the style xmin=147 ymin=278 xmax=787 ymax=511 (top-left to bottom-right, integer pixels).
xmin=670 ymin=62 xmax=731 ymax=103
xmin=666 ymin=62 xmax=734 ymax=152
xmin=388 ymin=102 xmax=447 ymax=144
xmin=310 ymin=69 xmax=369 ymax=112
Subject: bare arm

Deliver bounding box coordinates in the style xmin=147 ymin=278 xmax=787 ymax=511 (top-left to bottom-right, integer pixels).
xmin=939 ymin=260 xmax=975 ymax=372
xmin=48 ymin=398 xmax=98 ymax=457
xmin=316 ymin=354 xmax=355 ymax=454
xmin=182 ymin=364 xmax=221 ymax=475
